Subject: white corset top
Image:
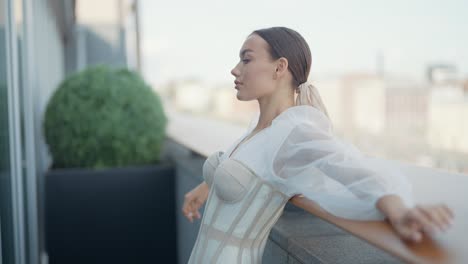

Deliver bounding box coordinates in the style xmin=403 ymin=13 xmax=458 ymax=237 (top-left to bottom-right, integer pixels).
xmin=189 ymin=151 xmax=290 ymax=263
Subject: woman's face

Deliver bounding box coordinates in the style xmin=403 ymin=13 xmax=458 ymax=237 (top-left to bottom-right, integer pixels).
xmin=231 ymin=34 xmax=278 ymax=101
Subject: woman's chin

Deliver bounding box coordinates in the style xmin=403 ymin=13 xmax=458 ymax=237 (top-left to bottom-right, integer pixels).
xmin=236 ymin=94 xmax=247 ymax=101
xmin=236 ymin=91 xmax=256 ymax=101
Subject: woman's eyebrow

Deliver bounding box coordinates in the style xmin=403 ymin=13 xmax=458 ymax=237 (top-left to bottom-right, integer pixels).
xmin=239 ymin=49 xmax=254 ymax=58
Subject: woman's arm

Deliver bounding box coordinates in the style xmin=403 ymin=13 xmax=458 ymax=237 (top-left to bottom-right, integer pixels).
xmin=376 ymin=194 xmax=454 ymax=242
xmin=289 ymin=195 xmax=344 ymax=220
xmin=289 ymin=194 xmax=454 ymax=243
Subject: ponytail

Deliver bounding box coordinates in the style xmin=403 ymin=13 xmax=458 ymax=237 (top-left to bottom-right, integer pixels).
xmin=295 ymin=82 xmax=330 ymax=120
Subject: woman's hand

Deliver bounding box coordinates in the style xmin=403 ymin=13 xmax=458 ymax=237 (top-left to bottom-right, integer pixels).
xmin=388 ymin=204 xmax=454 ymax=243
xmin=182 ymin=182 xmax=210 ymax=223
xmin=376 ymin=195 xmax=454 ymax=242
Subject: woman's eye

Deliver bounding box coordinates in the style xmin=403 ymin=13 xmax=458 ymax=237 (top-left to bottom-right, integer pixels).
xmin=242 ymin=59 xmax=250 ymax=64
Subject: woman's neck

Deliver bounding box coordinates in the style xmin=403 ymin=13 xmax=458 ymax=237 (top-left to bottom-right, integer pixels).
xmin=256 ymin=98 xmax=295 ymax=130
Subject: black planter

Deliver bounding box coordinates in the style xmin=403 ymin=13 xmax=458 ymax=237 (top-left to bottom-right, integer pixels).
xmin=45 ymin=163 xmax=177 ymax=264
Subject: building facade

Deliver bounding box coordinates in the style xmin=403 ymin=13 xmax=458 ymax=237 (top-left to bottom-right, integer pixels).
xmin=0 ymin=0 xmax=140 ymax=263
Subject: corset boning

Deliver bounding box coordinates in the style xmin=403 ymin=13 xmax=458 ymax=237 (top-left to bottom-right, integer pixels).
xmin=190 ymin=153 xmax=289 ymax=264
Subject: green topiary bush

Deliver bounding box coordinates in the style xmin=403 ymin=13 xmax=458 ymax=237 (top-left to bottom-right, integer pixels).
xmin=44 ymin=65 xmax=168 ymax=169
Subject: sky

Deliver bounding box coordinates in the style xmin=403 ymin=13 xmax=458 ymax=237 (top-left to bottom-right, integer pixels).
xmin=139 ymin=0 xmax=468 ymax=87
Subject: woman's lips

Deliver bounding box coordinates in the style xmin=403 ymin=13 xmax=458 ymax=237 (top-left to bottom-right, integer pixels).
xmin=234 ymin=81 xmax=242 ymax=89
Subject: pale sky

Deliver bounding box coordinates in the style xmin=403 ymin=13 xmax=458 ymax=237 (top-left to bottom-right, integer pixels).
xmin=140 ymin=0 xmax=468 ymax=86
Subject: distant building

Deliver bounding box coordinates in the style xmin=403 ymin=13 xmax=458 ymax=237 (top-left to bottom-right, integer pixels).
xmin=426 ymin=64 xmax=458 ymax=85
xmin=315 ymin=74 xmax=432 ymax=161
xmin=385 ymin=82 xmax=428 ymax=137
xmin=313 ymin=78 xmax=344 ymax=129
xmin=70 ymin=0 xmax=141 ymax=73
xmin=428 ymin=84 xmax=468 ymax=153
xmin=335 ymin=74 xmax=387 ymax=135
xmin=463 ymin=79 xmax=468 ymax=93
xmin=173 ymin=79 xmax=214 ymax=113
xmin=325 ymin=74 xmax=430 ymax=139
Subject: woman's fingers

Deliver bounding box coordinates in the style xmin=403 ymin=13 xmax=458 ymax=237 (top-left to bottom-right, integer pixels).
xmin=419 ymin=205 xmax=446 ymax=232
xmin=409 ymin=206 xmax=437 ymax=234
xmin=187 ymin=212 xmax=194 ymax=222
xmin=182 ymin=194 xmax=203 ymax=222
xmin=433 ymin=206 xmax=452 ymax=231
xmin=187 ymin=204 xmax=197 ymax=222
xmin=394 ymin=220 xmax=422 ymax=242
xmin=440 ymin=204 xmax=455 ymax=226
xmin=182 ymin=205 xmax=193 ymax=222
xmin=403 ymin=204 xmax=455 ymax=238
xmin=417 ymin=205 xmax=454 ymax=232
xmin=442 ymin=204 xmax=454 ymax=219
xmin=390 ymin=203 xmax=454 ymax=243
xmin=182 ymin=194 xmax=195 ymax=222
xmin=182 ymin=182 xmax=209 ymax=222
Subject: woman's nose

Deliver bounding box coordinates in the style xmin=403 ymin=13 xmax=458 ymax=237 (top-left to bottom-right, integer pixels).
xmin=231 ymin=66 xmax=239 ymax=77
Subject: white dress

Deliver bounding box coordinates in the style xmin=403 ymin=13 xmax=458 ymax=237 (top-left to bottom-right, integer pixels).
xmin=187 ymin=105 xmax=414 ymax=264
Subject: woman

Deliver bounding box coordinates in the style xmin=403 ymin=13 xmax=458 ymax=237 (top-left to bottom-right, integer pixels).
xmin=182 ymin=27 xmax=454 ymax=263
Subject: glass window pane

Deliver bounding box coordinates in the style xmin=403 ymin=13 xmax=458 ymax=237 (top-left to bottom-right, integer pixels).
xmin=0 ymin=0 xmax=16 ymax=262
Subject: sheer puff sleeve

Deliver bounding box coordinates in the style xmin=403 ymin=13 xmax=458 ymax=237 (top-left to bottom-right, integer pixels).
xmin=270 ymin=106 xmax=414 ymax=221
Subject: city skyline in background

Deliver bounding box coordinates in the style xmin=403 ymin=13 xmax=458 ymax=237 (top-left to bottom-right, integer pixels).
xmin=136 ymin=0 xmax=468 ymax=174
xmin=140 ymin=0 xmax=468 ymax=87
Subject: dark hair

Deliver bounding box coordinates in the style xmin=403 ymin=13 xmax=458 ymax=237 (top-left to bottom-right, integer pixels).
xmin=251 ymin=27 xmax=331 ymax=120
xmin=251 ymin=27 xmax=311 ymax=87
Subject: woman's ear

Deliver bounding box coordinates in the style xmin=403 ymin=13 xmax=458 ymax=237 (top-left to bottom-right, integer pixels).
xmin=275 ymin=57 xmax=289 ymax=76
